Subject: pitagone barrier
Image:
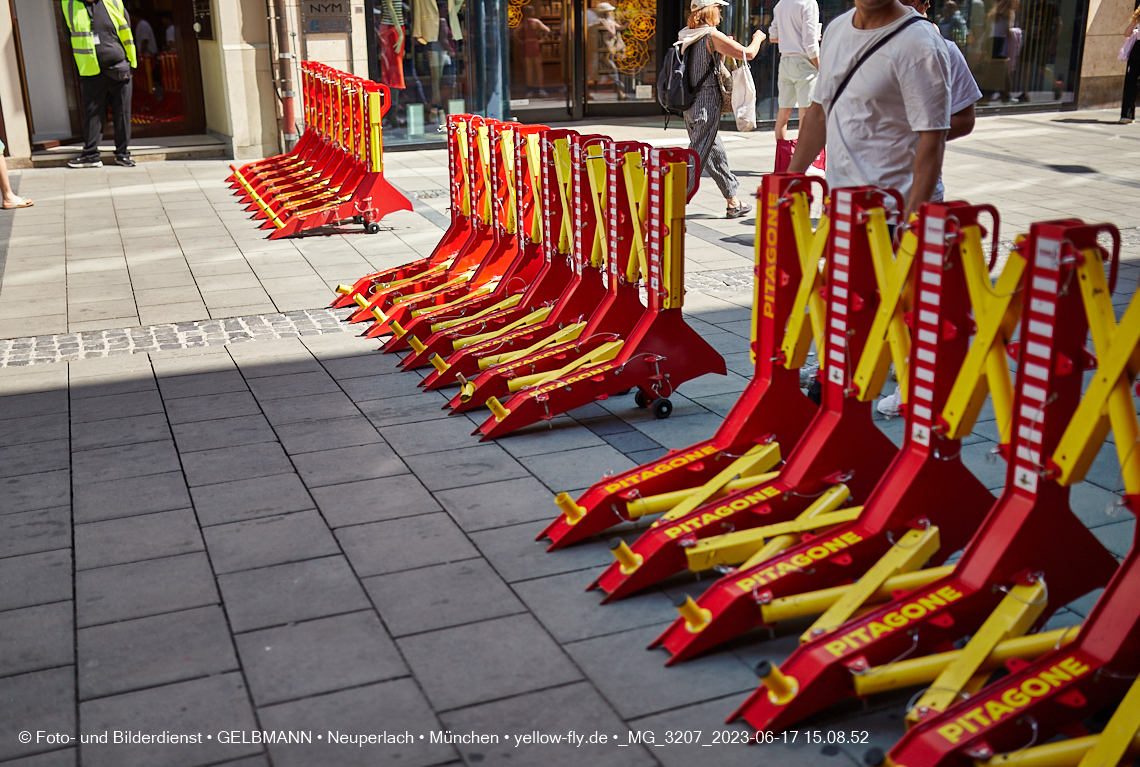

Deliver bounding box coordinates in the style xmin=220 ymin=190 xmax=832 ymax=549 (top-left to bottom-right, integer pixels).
xmin=227 ymin=61 xmax=411 ymax=239
xmin=328 ymin=136 xmax=1140 ymax=760
xmin=727 ymin=217 xmax=1137 ymax=760
xmin=586 ymin=185 xmax=917 ymax=604
xmin=540 ymin=173 xmax=825 ymax=550
xmin=330 ymin=118 xmax=725 ymax=440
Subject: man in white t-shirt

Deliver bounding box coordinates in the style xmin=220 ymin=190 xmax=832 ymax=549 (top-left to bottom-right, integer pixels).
xmin=787 ymin=0 xmax=951 ymax=220
xmin=769 ymin=0 xmax=821 ymax=142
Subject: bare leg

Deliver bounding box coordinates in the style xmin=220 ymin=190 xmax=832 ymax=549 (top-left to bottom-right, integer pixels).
xmin=775 ymin=107 xmax=794 ymax=141
xmin=0 ymin=156 xmax=22 ymax=207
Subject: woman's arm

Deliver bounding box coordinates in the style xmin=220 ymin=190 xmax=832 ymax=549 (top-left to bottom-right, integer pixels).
xmin=709 ymin=28 xmax=766 ymax=60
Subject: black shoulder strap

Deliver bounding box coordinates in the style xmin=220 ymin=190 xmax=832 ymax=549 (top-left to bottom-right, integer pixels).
xmin=683 ymin=38 xmax=715 ymax=91
xmin=830 ymin=16 xmax=926 ymax=107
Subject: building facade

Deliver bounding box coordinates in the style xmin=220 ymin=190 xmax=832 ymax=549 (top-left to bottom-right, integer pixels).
xmin=0 ymin=0 xmax=1134 ymax=162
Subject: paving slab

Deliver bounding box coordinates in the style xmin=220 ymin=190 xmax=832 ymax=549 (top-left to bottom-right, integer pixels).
xmin=363 ymin=558 xmax=526 ymax=637
xmin=190 ymin=474 xmax=316 ymax=527
xmin=170 ymin=413 xmax=277 ymax=452
xmin=434 ymin=476 xmax=560 ymax=533
xmin=74 ymin=508 xmax=204 ymax=570
xmin=336 ymin=512 xmax=479 ymax=577
xmin=71 ymin=439 xmax=181 ymax=484
xmin=257 ymin=678 xmax=457 ymax=767
xmin=73 ymin=471 xmax=191 ymax=523
xmin=203 ymin=510 xmax=340 ymax=574
xmin=180 ymin=441 xmax=295 ymax=487
xmin=563 ymin=624 xmax=759 ymax=719
xmin=291 ymin=441 xmax=408 ymax=487
xmin=273 ymin=415 xmax=384 ymax=455
xmin=76 ymin=552 xmax=219 ymax=628
xmin=71 ymin=413 xmax=171 ymax=451
xmin=219 ymin=555 xmax=372 ymax=632
xmin=235 ymin=611 xmax=407 ymax=706
xmin=439 ymin=682 xmax=657 ymax=767
xmin=403 ymin=443 xmax=529 ymax=492
xmin=397 ymin=613 xmax=582 ymax=712
xmin=0 ymin=667 xmax=76 ymax=761
xmin=310 ymin=472 xmax=440 ymax=528
xmin=0 ymin=602 xmax=74 ymax=677
xmin=0 ymin=470 xmax=71 ymax=515
xmin=469 ymin=520 xmax=617 ymax=584
xmin=76 ymin=605 xmax=238 ymax=700
xmin=78 ymin=673 xmax=260 ymax=767
xmin=0 ymin=549 xmax=73 ymax=612
xmin=0 ymin=506 xmax=70 ymax=558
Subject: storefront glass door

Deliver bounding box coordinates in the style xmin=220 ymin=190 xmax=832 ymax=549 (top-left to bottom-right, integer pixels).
xmin=509 ymin=0 xmax=662 ymax=120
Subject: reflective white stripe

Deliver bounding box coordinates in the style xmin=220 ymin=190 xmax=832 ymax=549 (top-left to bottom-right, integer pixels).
xmin=836 ymin=237 xmax=850 ymax=250
xmin=918 ymin=329 xmax=937 ymax=344
xmin=1034 ymin=238 xmax=1060 ymax=270
xmin=830 ymin=333 xmax=844 ymax=347
xmin=919 ymin=309 xmax=938 ymax=326
xmin=921 ymin=270 xmax=941 ymax=286
xmin=1028 ymin=319 xmax=1053 ymax=338
xmin=1018 ymin=425 xmax=1043 ymax=443
xmin=829 ymin=349 xmax=845 ymax=364
xmin=834 ymin=253 xmax=850 ymax=266
xmin=917 ymin=348 xmax=936 ymax=363
xmin=914 ymin=385 xmax=934 ymax=401
xmin=1022 ymin=383 xmax=1047 ymax=402
xmin=1024 ymin=340 xmax=1050 ymax=360
xmin=1023 ymin=362 xmax=1048 ymax=381
xmin=913 ymin=404 xmax=933 ymax=420
xmin=832 ymin=285 xmax=848 ymax=299
xmin=1032 ymin=275 xmax=1058 ymax=294
xmin=830 ymin=317 xmax=846 ymax=332
xmin=1016 ymin=445 xmax=1041 ymax=464
xmin=923 ymin=251 xmax=941 ymax=266
xmin=836 ymin=219 xmax=851 ymax=232
xmin=832 ymin=302 xmax=847 ymax=315
xmin=1020 ymin=404 xmax=1043 ymax=422
xmin=915 ymin=367 xmax=934 ymax=382
xmin=832 ymin=269 xmax=848 ymax=283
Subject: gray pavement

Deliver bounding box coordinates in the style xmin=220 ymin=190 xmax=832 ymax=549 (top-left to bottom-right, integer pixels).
xmin=0 ymin=109 xmax=1138 ymax=767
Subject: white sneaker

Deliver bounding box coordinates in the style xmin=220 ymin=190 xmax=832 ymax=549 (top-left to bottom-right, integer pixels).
xmin=877 ymin=386 xmax=903 ymax=418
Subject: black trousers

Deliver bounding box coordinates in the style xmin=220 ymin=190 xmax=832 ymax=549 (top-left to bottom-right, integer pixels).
xmin=1124 ymin=42 xmax=1140 ymax=121
xmin=80 ymin=72 xmax=132 ymax=159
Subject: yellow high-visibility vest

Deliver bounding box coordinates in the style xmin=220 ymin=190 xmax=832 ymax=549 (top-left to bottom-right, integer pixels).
xmin=62 ymin=0 xmax=137 ymax=76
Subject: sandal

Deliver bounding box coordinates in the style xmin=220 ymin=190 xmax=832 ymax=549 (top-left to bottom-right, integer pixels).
xmin=726 ymin=202 xmax=752 ymax=219
xmin=2 ymin=197 xmax=33 ymax=210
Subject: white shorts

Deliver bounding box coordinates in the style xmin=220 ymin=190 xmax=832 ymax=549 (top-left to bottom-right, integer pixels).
xmin=777 ymin=55 xmax=819 ymax=110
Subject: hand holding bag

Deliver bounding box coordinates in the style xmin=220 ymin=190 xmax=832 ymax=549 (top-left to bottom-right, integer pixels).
xmin=1120 ymin=27 xmax=1139 ymax=61
xmin=731 ymin=61 xmax=757 ymax=131
xmin=711 ymin=39 xmax=734 ymax=114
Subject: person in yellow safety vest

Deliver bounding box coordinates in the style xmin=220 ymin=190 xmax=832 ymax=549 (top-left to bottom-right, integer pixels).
xmin=62 ymin=0 xmax=138 ymax=168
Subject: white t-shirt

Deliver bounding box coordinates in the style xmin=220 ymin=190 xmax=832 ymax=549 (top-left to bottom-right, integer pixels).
xmin=770 ymin=0 xmax=821 ymax=59
xmin=813 ymin=8 xmax=951 ymax=203
xmin=135 ymin=19 xmax=157 ymax=58
xmin=934 ymin=36 xmax=982 ymax=200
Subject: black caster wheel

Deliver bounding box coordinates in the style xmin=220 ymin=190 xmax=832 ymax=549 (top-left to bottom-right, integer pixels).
xmin=651 ymin=398 xmax=673 ymax=419
xmin=634 ymin=390 xmax=648 ymax=409
xmin=353 ymin=215 xmax=364 ymax=224
xmin=365 ymin=222 xmax=381 ymax=234
xmin=616 ymin=388 xmax=632 ymax=396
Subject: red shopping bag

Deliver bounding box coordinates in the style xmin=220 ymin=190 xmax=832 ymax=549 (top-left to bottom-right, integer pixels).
xmin=774 ymin=138 xmax=826 ymax=173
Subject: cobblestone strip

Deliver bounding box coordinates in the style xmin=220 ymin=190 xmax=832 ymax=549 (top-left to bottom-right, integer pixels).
xmin=0 ymin=307 xmax=357 ymax=368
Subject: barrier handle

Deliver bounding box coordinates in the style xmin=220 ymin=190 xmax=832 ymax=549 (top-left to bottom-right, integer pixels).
xmin=1066 ymin=224 xmax=1122 ymax=295
xmin=973 ymin=203 xmax=1002 ymax=270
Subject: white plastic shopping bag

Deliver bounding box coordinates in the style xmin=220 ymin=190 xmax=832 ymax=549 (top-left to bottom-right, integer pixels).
xmin=732 ymin=63 xmax=757 ymax=132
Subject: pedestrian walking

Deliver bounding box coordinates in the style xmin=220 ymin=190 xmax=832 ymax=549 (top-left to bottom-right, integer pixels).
xmin=769 ymin=0 xmax=820 ymax=158
xmin=677 ymin=0 xmax=765 ymax=218
xmin=786 ymin=0 xmax=950 ymax=222
xmin=1121 ymin=3 xmax=1140 ymax=124
xmin=63 ymin=0 xmax=138 ymax=168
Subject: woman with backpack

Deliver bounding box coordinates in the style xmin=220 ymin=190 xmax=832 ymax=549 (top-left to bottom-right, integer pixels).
xmin=678 ymin=0 xmax=765 ymax=218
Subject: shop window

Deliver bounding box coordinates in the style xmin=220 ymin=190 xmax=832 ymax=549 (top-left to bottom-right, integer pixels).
xmin=368 ymin=0 xmax=469 ymax=145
